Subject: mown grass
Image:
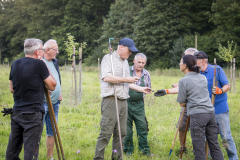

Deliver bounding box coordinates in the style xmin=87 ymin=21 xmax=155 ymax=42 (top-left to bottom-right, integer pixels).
xmin=0 ymin=65 xmax=240 ymax=159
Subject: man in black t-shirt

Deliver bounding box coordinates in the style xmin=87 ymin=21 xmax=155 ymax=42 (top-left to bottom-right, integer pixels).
xmin=6 ymin=38 xmax=56 ymax=160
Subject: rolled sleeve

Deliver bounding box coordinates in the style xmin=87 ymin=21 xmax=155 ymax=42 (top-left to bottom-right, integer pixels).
xmin=101 ymin=55 xmax=112 ymax=79
xmin=177 ymin=80 xmax=187 ymax=103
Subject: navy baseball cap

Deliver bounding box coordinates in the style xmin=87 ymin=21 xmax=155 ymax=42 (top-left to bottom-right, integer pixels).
xmin=193 ymin=51 xmax=208 ymax=59
xmin=118 ymin=38 xmax=138 ymax=52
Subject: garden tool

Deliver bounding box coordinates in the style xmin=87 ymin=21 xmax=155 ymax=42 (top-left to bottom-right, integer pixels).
xmin=169 ymin=107 xmax=186 ymax=157
xmin=44 ymin=88 xmax=65 ymax=160
xmin=205 ymin=63 xmax=219 ymax=159
xmin=109 ymin=38 xmax=124 ymax=160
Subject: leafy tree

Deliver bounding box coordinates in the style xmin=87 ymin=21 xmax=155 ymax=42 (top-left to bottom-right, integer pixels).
xmin=169 ymin=37 xmax=185 ymax=68
xmin=134 ymin=0 xmax=183 ymax=69
xmin=0 ymin=0 xmax=27 ymax=62
xmin=52 ymin=0 xmax=113 ymax=65
xmin=96 ymin=0 xmax=141 ymax=58
xmin=177 ymin=0 xmax=215 ymax=35
xmin=64 ymin=33 xmax=87 ymax=60
xmin=210 ymin=0 xmax=240 ymax=67
xmin=210 ymin=0 xmax=240 ymax=45
xmin=215 ymin=41 xmax=237 ymax=63
xmin=183 ymin=34 xmax=218 ymax=63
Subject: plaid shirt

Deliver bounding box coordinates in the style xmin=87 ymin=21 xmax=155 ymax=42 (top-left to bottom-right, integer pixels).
xmin=100 ymin=51 xmax=130 ymax=99
xmin=130 ymin=66 xmax=151 ymax=98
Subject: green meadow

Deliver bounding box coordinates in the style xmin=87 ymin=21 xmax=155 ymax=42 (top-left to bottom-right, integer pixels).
xmin=0 ymin=65 xmax=239 ymax=159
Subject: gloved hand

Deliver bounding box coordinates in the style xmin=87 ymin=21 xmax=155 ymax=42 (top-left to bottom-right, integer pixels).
xmin=212 ymin=86 xmax=223 ymax=94
xmin=1 ymin=108 xmax=13 ymax=116
xmin=154 ymin=89 xmax=169 ymax=97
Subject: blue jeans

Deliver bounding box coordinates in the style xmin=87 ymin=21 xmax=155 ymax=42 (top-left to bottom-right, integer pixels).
xmin=43 ymin=100 xmax=60 ymax=136
xmin=215 ymin=112 xmax=238 ymax=160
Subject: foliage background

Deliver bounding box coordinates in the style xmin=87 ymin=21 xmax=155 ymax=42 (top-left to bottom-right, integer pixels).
xmin=0 ymin=0 xmax=240 ymax=68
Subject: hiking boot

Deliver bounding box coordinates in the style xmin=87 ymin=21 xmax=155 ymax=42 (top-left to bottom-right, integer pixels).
xmin=179 ymin=147 xmax=187 ymax=154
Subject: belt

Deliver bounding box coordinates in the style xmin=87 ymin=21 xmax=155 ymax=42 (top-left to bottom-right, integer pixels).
xmin=105 ymin=96 xmax=125 ymax=101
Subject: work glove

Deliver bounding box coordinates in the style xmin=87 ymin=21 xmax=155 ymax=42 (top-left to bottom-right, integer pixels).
xmin=212 ymin=86 xmax=223 ymax=94
xmin=154 ymin=89 xmax=169 ymax=97
xmin=1 ymin=108 xmax=13 ymax=116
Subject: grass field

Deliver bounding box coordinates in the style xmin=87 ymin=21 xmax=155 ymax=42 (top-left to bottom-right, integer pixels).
xmin=0 ymin=65 xmax=240 ymax=159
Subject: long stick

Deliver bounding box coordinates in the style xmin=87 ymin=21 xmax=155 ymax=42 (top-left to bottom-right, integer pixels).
xmin=169 ymin=107 xmax=186 ymax=156
xmin=109 ymin=38 xmax=124 ymax=160
xmin=180 ymin=116 xmax=190 ymax=160
xmin=206 ymin=63 xmax=218 ymax=159
xmin=44 ymin=88 xmax=65 ymax=160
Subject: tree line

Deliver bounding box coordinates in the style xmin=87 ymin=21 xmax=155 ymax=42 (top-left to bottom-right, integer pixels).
xmin=0 ymin=0 xmax=239 ymax=69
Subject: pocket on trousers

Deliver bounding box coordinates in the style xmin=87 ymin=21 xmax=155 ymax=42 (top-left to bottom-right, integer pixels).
xmin=100 ymin=116 xmax=110 ymax=132
xmin=21 ymin=112 xmax=36 ymax=115
xmin=191 ymin=127 xmax=204 ymax=140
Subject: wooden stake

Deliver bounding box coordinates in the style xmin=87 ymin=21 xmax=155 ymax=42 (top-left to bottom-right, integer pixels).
xmin=233 ymin=58 xmax=236 ymax=92
xmin=44 ymin=88 xmax=65 ymax=160
xmin=72 ymin=46 xmax=77 ymax=105
xmin=79 ymin=44 xmax=82 ymax=103
xmin=230 ymin=59 xmax=232 ymax=93
xmin=65 ymin=62 xmax=66 ymax=75
xmin=98 ymin=58 xmax=100 ymax=81
xmin=195 ymin=35 xmax=197 ymax=49
xmin=0 ymin=50 xmax=1 ymax=65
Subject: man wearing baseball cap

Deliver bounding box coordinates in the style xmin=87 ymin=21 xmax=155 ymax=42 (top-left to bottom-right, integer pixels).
xmin=194 ymin=51 xmax=238 ymax=160
xmin=93 ymin=38 xmax=151 ymax=160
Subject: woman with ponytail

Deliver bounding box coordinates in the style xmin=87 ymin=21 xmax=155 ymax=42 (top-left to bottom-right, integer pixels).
xmin=177 ymin=55 xmax=224 ymax=160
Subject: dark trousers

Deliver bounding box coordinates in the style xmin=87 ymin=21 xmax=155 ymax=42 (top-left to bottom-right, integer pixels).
xmin=6 ymin=110 xmax=44 ymax=160
xmin=190 ymin=113 xmax=224 ymax=160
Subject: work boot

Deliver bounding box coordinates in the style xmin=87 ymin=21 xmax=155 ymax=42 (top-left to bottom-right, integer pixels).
xmin=179 ymin=147 xmax=187 ymax=154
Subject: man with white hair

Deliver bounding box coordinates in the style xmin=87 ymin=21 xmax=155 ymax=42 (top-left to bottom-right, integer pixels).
xmin=43 ymin=39 xmax=62 ymax=159
xmin=6 ymin=38 xmax=56 ymax=159
xmin=154 ymin=48 xmax=198 ymax=153
xmin=124 ymin=53 xmax=151 ymax=156
xmin=194 ymin=51 xmax=238 ymax=160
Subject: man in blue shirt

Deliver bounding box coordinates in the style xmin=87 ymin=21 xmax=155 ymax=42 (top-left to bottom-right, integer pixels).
xmin=194 ymin=51 xmax=238 ymax=160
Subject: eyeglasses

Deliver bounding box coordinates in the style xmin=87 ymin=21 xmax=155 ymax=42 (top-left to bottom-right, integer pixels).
xmin=49 ymin=48 xmax=59 ymax=52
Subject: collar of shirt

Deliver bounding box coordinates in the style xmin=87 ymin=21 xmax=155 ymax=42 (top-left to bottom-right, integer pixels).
xmin=131 ymin=65 xmax=147 ymax=77
xmin=185 ymin=72 xmax=198 ymax=77
xmin=113 ymin=51 xmax=122 ymax=61
xmin=200 ymin=64 xmax=210 ymax=74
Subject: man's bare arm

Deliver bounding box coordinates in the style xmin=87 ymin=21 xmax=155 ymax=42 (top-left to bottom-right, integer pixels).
xmin=44 ymin=76 xmax=57 ymax=91
xmin=168 ymin=87 xmax=179 ymax=94
xmin=129 ymin=84 xmax=151 ymax=94
xmin=103 ymin=75 xmax=138 ymax=84
xmin=222 ymin=84 xmax=230 ymax=93
xmin=9 ymin=80 xmax=14 ymax=93
xmin=179 ymin=103 xmax=186 ymax=107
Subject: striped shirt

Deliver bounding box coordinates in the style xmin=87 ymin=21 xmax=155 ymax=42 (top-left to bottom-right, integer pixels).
xmin=130 ymin=66 xmax=151 ymax=98
xmin=100 ymin=51 xmax=130 ymax=99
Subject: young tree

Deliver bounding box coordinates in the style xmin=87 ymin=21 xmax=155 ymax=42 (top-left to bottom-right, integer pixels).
xmin=215 ymin=41 xmax=237 ymax=63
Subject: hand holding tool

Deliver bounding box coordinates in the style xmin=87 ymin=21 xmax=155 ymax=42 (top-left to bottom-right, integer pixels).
xmin=212 ymin=86 xmax=223 ymax=94
xmin=154 ymin=89 xmax=169 ymax=97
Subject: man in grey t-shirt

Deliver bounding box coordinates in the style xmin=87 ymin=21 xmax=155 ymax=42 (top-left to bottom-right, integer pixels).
xmin=43 ymin=39 xmax=62 ymax=159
